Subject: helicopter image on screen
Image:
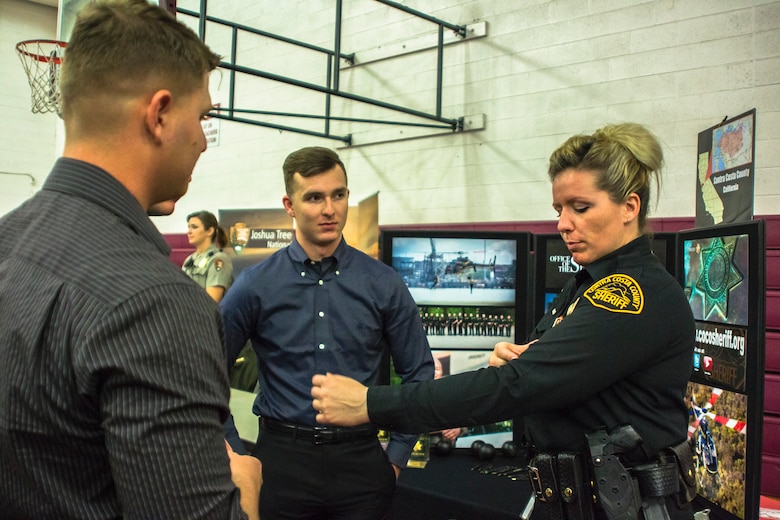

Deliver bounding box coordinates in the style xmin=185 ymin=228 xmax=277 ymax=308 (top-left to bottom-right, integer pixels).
xmin=687 ymin=387 xmax=747 ymax=479
xmin=690 ymin=396 xmax=719 ymax=475
xmin=421 ymin=238 xmax=497 ymax=289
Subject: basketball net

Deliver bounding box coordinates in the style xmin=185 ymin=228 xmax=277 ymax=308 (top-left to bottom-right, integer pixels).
xmin=16 ymin=39 xmax=67 ymax=115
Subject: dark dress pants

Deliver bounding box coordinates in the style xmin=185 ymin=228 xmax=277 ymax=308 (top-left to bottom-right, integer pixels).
xmin=253 ymin=427 xmax=397 ymax=520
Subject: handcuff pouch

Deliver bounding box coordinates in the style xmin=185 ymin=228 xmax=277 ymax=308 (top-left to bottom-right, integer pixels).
xmin=528 ymin=452 xmax=594 ymax=520
xmin=557 ymin=452 xmax=595 ymax=520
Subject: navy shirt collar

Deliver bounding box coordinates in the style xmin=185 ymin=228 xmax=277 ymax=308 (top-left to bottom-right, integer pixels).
xmin=287 ymin=236 xmax=349 ymax=266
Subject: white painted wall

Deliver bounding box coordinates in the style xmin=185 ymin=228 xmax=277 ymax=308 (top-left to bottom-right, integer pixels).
xmin=2 ymin=1 xmax=778 ymax=235
xmin=0 ymin=0 xmax=58 ymax=216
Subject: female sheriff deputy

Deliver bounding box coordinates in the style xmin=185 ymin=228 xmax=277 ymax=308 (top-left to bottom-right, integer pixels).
xmin=182 ymin=210 xmax=233 ymax=303
xmin=312 ymin=123 xmax=697 ymax=520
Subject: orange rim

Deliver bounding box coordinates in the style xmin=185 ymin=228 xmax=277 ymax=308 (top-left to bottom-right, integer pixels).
xmin=15 ymin=39 xmax=67 ymax=64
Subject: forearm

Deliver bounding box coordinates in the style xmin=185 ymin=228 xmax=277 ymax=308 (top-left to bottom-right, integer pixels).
xmin=227 ymin=446 xmax=261 ymax=520
xmin=239 ymin=491 xmax=259 ymax=520
xmin=206 ymin=285 xmax=226 ymax=302
xmin=366 ymin=367 xmax=523 ymax=434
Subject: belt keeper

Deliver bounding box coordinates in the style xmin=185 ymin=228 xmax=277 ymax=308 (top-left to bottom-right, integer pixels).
xmin=529 ymin=466 xmax=555 ymax=502
xmin=528 ymin=453 xmax=559 ymax=503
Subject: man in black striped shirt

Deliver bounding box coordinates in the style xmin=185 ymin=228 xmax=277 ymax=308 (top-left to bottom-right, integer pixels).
xmin=0 ymin=1 xmax=261 ymax=519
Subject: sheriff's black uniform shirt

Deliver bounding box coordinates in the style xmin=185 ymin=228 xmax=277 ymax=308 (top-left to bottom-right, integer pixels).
xmin=368 ymin=235 xmax=695 ymax=460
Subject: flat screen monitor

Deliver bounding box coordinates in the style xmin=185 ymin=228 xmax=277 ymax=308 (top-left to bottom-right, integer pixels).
xmin=381 ymin=230 xmax=533 ymax=346
xmin=677 ymin=220 xmax=765 ymax=520
xmin=532 ymin=233 xmax=580 ymax=326
xmin=380 ymin=229 xmax=533 ymax=445
xmin=533 ymin=232 xmax=677 ymax=326
xmin=431 ymin=349 xmax=514 ymax=448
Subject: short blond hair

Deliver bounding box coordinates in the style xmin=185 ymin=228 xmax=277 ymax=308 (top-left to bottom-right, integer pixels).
xmin=548 ymin=123 xmax=663 ymax=231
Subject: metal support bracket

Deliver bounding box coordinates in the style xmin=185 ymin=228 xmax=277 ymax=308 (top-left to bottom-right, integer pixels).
xmin=342 ymin=22 xmax=487 ymax=68
xmin=340 ymin=113 xmax=485 ymax=148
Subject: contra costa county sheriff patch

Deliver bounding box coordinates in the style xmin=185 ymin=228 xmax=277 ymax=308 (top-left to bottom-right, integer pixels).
xmin=583 ymin=274 xmax=644 ymax=314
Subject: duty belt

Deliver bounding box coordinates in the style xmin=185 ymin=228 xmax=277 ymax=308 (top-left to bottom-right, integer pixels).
xmin=260 ymin=417 xmax=378 ymax=445
xmin=586 ymin=427 xmax=695 ymax=520
xmin=525 ymin=427 xmax=696 ymax=520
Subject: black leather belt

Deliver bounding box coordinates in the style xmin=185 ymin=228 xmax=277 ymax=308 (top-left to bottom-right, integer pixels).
xmin=260 ymin=417 xmax=378 ymax=445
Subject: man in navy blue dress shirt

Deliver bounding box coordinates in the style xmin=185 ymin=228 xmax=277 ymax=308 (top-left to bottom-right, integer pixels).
xmin=221 ymin=146 xmax=434 ymax=519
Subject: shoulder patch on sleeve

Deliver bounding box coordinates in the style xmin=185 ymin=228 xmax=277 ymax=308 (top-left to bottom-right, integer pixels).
xmin=584 ymin=274 xmax=644 ymax=314
xmin=214 ymin=259 xmax=224 ymax=271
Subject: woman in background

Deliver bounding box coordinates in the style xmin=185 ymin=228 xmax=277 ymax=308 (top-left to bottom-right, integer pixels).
xmin=184 ymin=210 xmax=255 ymax=449
xmin=183 ymin=211 xmax=257 ymax=395
xmin=183 ymin=210 xmax=233 ymax=302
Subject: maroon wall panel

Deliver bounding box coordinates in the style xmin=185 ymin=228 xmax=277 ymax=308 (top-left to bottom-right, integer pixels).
xmin=164 ymin=233 xmax=191 ymax=249
xmin=768 ymin=291 xmax=780 ymax=331
xmin=759 ymin=215 xmax=780 ymax=249
xmin=768 ymin=250 xmax=780 ymax=290
xmin=762 ymin=454 xmax=780 ymax=497
xmin=763 ymin=416 xmax=780 ymax=457
xmin=767 ymin=332 xmax=780 ymax=373
xmin=765 ymin=374 xmax=780 ymax=414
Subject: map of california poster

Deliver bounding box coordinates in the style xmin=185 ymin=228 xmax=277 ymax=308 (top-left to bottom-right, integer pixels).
xmin=695 ymin=110 xmax=756 ymax=228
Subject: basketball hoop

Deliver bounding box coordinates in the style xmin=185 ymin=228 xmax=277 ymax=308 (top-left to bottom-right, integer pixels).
xmin=15 ymin=39 xmax=67 ymax=115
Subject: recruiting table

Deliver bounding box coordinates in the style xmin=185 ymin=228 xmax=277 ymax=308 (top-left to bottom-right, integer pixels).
xmin=391 ymin=452 xmax=533 ymax=520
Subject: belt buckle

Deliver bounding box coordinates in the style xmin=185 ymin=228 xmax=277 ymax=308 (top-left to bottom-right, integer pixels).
xmin=528 ymin=466 xmax=548 ymax=502
xmin=313 ymin=426 xmax=336 ymax=445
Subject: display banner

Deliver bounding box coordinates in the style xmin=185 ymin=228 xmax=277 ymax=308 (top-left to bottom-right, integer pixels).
xmin=693 ymin=322 xmax=747 ymax=391
xmin=219 ymin=193 xmax=379 ymax=275
xmin=219 ymin=208 xmax=292 ymax=255
xmin=695 ymin=109 xmax=756 ymax=227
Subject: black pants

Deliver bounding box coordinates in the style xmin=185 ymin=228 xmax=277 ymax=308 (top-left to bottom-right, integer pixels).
xmin=253 ymin=425 xmax=396 ymax=520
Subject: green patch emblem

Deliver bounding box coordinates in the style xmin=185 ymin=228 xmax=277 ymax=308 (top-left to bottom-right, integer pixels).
xmin=584 ymin=274 xmax=643 ymax=314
